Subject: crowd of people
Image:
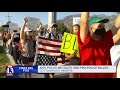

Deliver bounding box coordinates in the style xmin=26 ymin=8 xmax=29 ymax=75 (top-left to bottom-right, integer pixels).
xmin=1 ymin=12 xmax=120 ymax=78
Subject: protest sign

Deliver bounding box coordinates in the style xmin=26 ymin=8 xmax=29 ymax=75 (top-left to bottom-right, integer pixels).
xmin=26 ymin=17 xmax=41 ymax=31
xmin=9 ymin=23 xmax=19 ymax=33
xmin=60 ymin=32 xmax=78 ymax=55
xmin=73 ymin=17 xmax=80 ymax=25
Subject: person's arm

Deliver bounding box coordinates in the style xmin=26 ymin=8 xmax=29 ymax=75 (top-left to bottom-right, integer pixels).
xmin=111 ymin=13 xmax=120 ymax=44
xmin=113 ymin=28 xmax=120 ymax=44
xmin=80 ymin=12 xmax=89 ymax=43
xmin=37 ymin=22 xmax=42 ymax=32
xmin=9 ymin=33 xmax=14 ymax=44
xmin=20 ymin=17 xmax=27 ymax=43
xmin=34 ymin=22 xmax=43 ymax=41
xmin=111 ymin=14 xmax=120 ymax=36
xmin=65 ymin=51 xmax=77 ymax=59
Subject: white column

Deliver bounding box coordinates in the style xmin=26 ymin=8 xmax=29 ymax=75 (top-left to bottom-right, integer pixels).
xmin=48 ymin=12 xmax=57 ymax=27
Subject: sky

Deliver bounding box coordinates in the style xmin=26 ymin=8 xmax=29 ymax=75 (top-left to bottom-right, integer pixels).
xmin=0 ymin=12 xmax=116 ymax=27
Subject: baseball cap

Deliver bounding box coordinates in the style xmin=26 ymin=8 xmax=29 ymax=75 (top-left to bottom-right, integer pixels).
xmin=2 ymin=25 xmax=9 ymax=27
xmin=24 ymin=27 xmax=32 ymax=32
xmin=51 ymin=23 xmax=58 ymax=28
xmin=88 ymin=17 xmax=109 ymax=26
xmin=13 ymin=30 xmax=18 ymax=32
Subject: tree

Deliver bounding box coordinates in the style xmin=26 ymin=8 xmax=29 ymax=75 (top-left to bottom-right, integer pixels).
xmin=0 ymin=26 xmax=3 ymax=32
xmin=6 ymin=21 xmax=11 ymax=25
xmin=56 ymin=22 xmax=70 ymax=35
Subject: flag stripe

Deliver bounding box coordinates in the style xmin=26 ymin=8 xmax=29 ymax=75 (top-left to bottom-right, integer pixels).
xmin=57 ymin=60 xmax=69 ymax=63
xmin=39 ymin=36 xmax=62 ymax=42
xmin=38 ymin=40 xmax=61 ymax=46
xmin=38 ymin=48 xmax=60 ymax=53
xmin=38 ymin=44 xmax=60 ymax=51
xmin=38 ymin=42 xmax=61 ymax=48
xmin=58 ymin=56 xmax=63 ymax=58
xmin=37 ymin=37 xmax=70 ymax=65
xmin=37 ymin=51 xmax=61 ymax=56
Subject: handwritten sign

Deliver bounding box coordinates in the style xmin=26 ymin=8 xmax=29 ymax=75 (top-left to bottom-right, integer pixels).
xmin=9 ymin=23 xmax=19 ymax=33
xmin=73 ymin=17 xmax=80 ymax=25
xmin=26 ymin=17 xmax=41 ymax=31
xmin=60 ymin=32 xmax=78 ymax=55
xmin=3 ymin=27 xmax=9 ymax=31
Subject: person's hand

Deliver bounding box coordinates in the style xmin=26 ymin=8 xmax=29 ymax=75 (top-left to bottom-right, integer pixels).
xmin=24 ymin=17 xmax=27 ymax=23
xmin=12 ymin=44 xmax=15 ymax=47
xmin=12 ymin=32 xmax=15 ymax=35
xmin=40 ymin=22 xmax=42 ymax=27
xmin=35 ymin=36 xmax=39 ymax=40
xmin=37 ymin=22 xmax=42 ymax=31
xmin=73 ymin=50 xmax=77 ymax=55
xmin=11 ymin=32 xmax=15 ymax=37
xmin=71 ymin=50 xmax=77 ymax=57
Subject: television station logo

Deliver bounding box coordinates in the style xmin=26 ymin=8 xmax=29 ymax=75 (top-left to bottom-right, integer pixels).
xmin=6 ymin=66 xmax=14 ymax=76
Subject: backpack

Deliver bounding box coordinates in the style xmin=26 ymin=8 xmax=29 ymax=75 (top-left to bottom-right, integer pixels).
xmin=48 ymin=33 xmax=60 ymax=40
xmin=13 ymin=33 xmax=20 ymax=43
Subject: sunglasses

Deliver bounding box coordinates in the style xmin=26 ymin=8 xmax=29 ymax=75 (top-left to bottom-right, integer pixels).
xmin=97 ymin=24 xmax=105 ymax=29
xmin=92 ymin=24 xmax=105 ymax=30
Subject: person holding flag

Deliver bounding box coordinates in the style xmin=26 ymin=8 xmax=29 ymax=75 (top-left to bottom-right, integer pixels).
xmin=35 ymin=23 xmax=63 ymax=78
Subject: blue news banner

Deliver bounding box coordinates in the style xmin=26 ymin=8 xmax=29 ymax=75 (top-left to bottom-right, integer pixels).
xmin=14 ymin=66 xmax=38 ymax=74
xmin=6 ymin=66 xmax=38 ymax=78
xmin=6 ymin=65 xmax=116 ymax=77
xmin=6 ymin=66 xmax=38 ymax=74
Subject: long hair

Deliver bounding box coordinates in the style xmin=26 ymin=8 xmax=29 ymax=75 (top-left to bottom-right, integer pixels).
xmin=24 ymin=31 xmax=33 ymax=42
xmin=70 ymin=24 xmax=80 ymax=34
xmin=24 ymin=32 xmax=29 ymax=42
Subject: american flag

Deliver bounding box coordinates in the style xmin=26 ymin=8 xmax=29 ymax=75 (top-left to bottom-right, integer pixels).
xmin=36 ymin=37 xmax=69 ymax=65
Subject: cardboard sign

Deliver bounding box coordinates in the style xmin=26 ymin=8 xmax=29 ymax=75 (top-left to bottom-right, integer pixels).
xmin=3 ymin=27 xmax=9 ymax=32
xmin=73 ymin=17 xmax=80 ymax=25
xmin=26 ymin=17 xmax=41 ymax=31
xmin=60 ymin=32 xmax=78 ymax=55
xmin=9 ymin=23 xmax=19 ymax=33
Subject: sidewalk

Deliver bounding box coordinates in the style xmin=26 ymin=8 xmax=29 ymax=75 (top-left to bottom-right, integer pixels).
xmin=4 ymin=46 xmax=45 ymax=78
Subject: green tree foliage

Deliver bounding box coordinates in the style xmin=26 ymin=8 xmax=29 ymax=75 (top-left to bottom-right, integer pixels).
xmin=6 ymin=21 xmax=11 ymax=25
xmin=56 ymin=22 xmax=70 ymax=35
xmin=0 ymin=26 xmax=3 ymax=32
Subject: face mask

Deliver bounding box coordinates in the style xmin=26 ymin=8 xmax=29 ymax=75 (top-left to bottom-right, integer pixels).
xmin=94 ymin=27 xmax=106 ymax=36
xmin=51 ymin=28 xmax=57 ymax=34
xmin=51 ymin=28 xmax=56 ymax=31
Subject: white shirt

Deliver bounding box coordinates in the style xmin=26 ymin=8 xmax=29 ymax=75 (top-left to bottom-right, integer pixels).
xmin=110 ymin=40 xmax=120 ymax=66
